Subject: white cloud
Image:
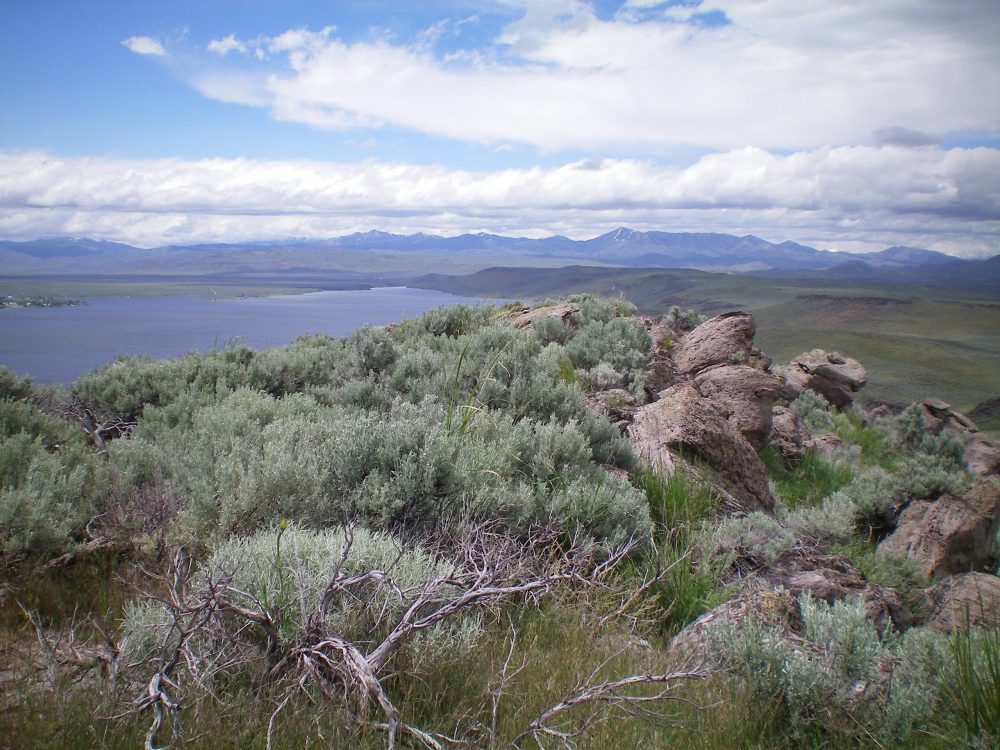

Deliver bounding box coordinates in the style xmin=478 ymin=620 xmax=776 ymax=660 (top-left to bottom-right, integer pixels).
xmin=122 ymin=35 xmax=166 ymax=57
xmin=173 ymin=1 xmax=1000 ymax=152
xmin=1 ymin=147 xmax=997 ymax=255
xmin=207 ymin=34 xmax=247 ymax=56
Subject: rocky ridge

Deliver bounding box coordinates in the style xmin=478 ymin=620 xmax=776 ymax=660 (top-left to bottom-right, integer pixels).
xmin=515 ymin=303 xmax=1000 ymax=655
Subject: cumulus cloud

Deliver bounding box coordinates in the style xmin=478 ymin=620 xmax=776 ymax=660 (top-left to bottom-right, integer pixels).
xmin=172 ymin=1 xmax=999 ymax=152
xmin=207 ymin=34 xmax=247 ymax=56
xmin=1 ymin=147 xmax=997 ymax=255
xmin=122 ymin=35 xmax=166 ymax=56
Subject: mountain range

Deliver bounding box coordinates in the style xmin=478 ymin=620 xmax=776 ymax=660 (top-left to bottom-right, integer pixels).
xmin=1 ymin=229 xmax=996 ymax=290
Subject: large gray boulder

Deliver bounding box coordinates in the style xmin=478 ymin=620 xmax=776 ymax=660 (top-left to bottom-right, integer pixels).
xmin=673 ymin=312 xmax=756 ymax=376
xmin=769 ymin=406 xmax=810 ymax=464
xmin=507 ymin=302 xmax=577 ymax=330
xmin=917 ymin=398 xmax=979 ymax=435
xmin=628 ymin=384 xmax=775 ymax=514
xmin=879 ymin=479 xmax=1000 ymax=579
xmin=964 ymin=436 xmax=1000 ymax=477
xmin=694 ymin=365 xmax=784 ymax=449
xmin=926 ymin=572 xmax=1000 ymax=632
xmin=670 ymin=589 xmax=801 ymax=656
xmin=779 ymin=349 xmax=867 ymax=408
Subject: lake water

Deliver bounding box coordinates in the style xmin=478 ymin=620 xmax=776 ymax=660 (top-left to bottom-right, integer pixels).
xmin=0 ymin=287 xmax=492 ymax=384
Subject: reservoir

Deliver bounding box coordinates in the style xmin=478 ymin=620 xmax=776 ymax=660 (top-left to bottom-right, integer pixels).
xmin=0 ymin=287 xmax=494 ymax=384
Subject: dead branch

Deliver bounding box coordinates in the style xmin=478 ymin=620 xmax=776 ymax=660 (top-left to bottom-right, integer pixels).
xmin=513 ymin=658 xmax=711 ymax=750
xmin=52 ymin=393 xmax=136 ymax=454
xmin=113 ymin=523 xmax=713 ymax=750
xmin=19 ymin=604 xmax=120 ymax=683
xmin=43 ymin=536 xmax=122 ymax=570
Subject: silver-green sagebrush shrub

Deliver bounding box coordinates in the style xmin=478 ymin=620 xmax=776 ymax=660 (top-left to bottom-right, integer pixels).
xmin=568 ymin=294 xmax=637 ymax=324
xmin=826 ymin=465 xmax=902 ymax=527
xmin=114 ymin=389 xmax=650 ymax=545
xmin=790 ymin=390 xmax=837 ymax=433
xmin=711 ymin=595 xmax=949 ymax=741
xmin=664 ymin=305 xmax=705 ymax=333
xmin=0 ymin=433 xmax=107 ymax=554
xmin=346 ymin=324 xmax=398 ymax=376
xmin=702 ymin=512 xmax=796 ymax=569
xmin=578 ymin=361 xmax=625 ymax=391
xmin=565 ymin=318 xmax=652 ymax=389
xmin=531 ymin=313 xmax=574 ymax=346
xmin=780 ymin=491 xmax=855 ymax=544
xmin=121 ymin=525 xmax=477 ymax=668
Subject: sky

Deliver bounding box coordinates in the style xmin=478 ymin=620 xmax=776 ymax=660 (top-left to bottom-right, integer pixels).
xmin=1 ymin=0 xmax=999 ymax=256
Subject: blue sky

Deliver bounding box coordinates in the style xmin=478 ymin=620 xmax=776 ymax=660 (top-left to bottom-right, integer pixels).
xmin=1 ymin=0 xmax=999 ymax=255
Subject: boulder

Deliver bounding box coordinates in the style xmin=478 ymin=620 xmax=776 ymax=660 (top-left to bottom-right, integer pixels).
xmin=693 ymin=365 xmax=784 ymax=449
xmin=673 ymin=312 xmax=756 ymax=376
xmin=628 ymin=384 xmax=775 ymax=514
xmin=644 ymin=321 xmax=678 ymax=395
xmin=918 ymin=398 xmax=979 ymax=435
xmin=587 ymin=388 xmax=638 ymax=432
xmin=508 ymin=302 xmax=577 ymax=330
xmin=964 ymin=436 xmax=1000 ymax=477
xmin=878 ymin=479 xmax=1000 ymax=579
xmin=926 ymin=572 xmax=1000 ymax=632
xmin=769 ymin=406 xmax=810 ymax=463
xmin=752 ymin=553 xmax=913 ymax=634
xmin=808 ymin=432 xmax=849 ymax=463
xmin=779 ymin=349 xmax=867 ymax=408
xmin=670 ymin=589 xmax=802 ymax=656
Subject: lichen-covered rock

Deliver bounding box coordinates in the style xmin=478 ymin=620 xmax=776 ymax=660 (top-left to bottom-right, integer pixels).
xmin=694 ymin=365 xmax=784 ymax=449
xmin=878 ymin=479 xmax=1000 ymax=579
xmin=769 ymin=406 xmax=810 ymax=463
xmin=779 ymin=349 xmax=867 ymax=408
xmin=644 ymin=321 xmax=677 ymax=394
xmin=673 ymin=312 xmax=756 ymax=376
xmin=508 ymin=302 xmax=577 ymax=330
xmin=670 ymin=589 xmax=801 ymax=656
xmin=925 ymin=572 xmax=1000 ymax=632
xmin=587 ymin=388 xmax=638 ymax=432
xmin=964 ymin=435 xmax=1000 ymax=476
xmin=628 ymin=384 xmax=775 ymax=514
xmin=808 ymin=432 xmax=849 ymax=463
xmin=751 ymin=553 xmax=912 ymax=634
xmin=917 ymin=398 xmax=979 ymax=435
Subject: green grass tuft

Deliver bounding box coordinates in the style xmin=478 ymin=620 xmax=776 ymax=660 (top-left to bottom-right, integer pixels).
xmin=762 ymin=448 xmax=854 ymax=511
xmin=948 ymin=626 xmax=1000 ymax=747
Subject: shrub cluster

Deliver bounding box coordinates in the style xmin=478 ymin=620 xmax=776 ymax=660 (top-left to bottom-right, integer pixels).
xmin=0 ymin=295 xmax=653 ymax=555
xmin=711 ymin=594 xmax=951 ymax=741
xmin=121 ymin=525 xmax=475 ymax=668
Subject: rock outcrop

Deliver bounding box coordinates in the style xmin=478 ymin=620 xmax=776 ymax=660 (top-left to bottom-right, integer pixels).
xmin=750 ymin=553 xmax=913 ymax=635
xmin=586 ymin=389 xmax=638 ymax=432
xmin=644 ymin=320 xmax=678 ymax=394
xmin=878 ymin=479 xmax=1000 ymax=579
xmin=965 ymin=436 xmax=1000 ymax=477
xmin=768 ymin=406 xmax=810 ymax=464
xmin=693 ymin=365 xmax=784 ymax=449
xmin=917 ymin=397 xmax=979 ymax=435
xmin=925 ymin=572 xmax=1000 ymax=632
xmin=628 ymin=384 xmax=775 ymax=514
xmin=778 ymin=349 xmax=867 ymax=407
xmin=670 ymin=589 xmax=801 ymax=657
xmin=673 ymin=312 xmax=756 ymax=376
xmin=508 ymin=302 xmax=577 ymax=330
